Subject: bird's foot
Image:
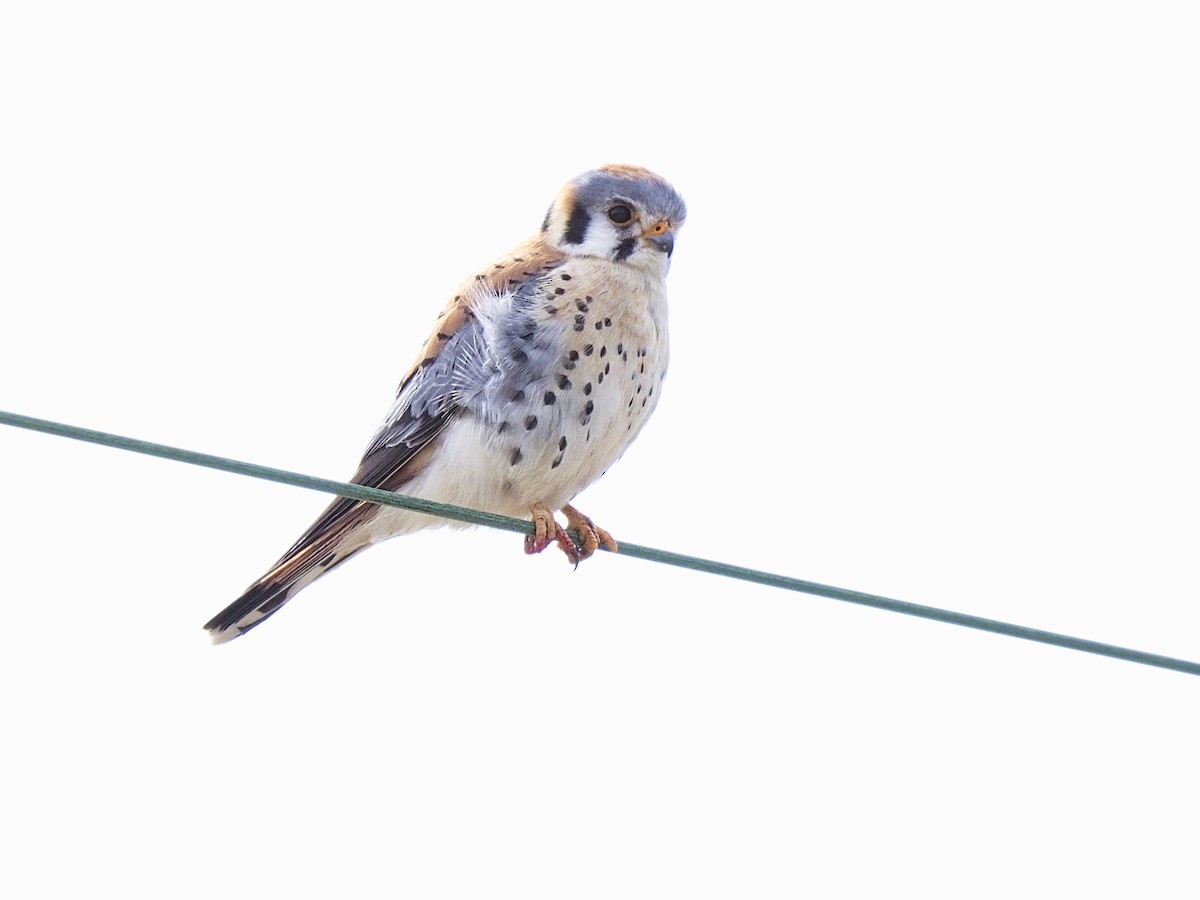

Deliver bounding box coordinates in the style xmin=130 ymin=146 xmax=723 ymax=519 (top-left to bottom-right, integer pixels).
xmin=524 ymin=503 xmax=617 ymax=567
xmin=562 ymin=503 xmax=618 ymax=561
xmin=524 ymin=502 xmax=580 ymax=564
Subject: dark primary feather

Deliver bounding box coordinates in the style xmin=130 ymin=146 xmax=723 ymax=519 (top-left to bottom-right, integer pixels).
xmin=204 ymin=239 xmax=570 ymax=642
xmin=202 ymin=324 xmax=488 ymax=640
xmin=289 ymin=321 xmax=492 ymax=554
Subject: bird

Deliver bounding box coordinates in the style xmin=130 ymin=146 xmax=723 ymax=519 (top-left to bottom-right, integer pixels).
xmin=203 ymin=164 xmax=686 ymax=643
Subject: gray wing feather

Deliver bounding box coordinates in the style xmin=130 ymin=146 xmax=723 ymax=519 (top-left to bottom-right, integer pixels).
xmin=278 ymin=276 xmax=565 ymax=557
xmin=366 ymin=277 xmax=565 ymax=455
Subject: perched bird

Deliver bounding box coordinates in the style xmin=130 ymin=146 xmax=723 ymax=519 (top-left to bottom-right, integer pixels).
xmin=203 ymin=165 xmax=686 ymax=643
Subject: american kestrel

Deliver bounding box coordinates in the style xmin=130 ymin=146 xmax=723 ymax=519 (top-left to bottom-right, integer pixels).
xmin=204 ymin=165 xmax=686 ymax=643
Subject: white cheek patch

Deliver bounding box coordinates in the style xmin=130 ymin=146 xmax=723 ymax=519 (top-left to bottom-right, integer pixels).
xmin=572 ymin=222 xmax=624 ymax=259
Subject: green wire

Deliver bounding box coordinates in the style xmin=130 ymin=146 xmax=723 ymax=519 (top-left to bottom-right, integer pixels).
xmin=3 ymin=407 xmax=1197 ymax=677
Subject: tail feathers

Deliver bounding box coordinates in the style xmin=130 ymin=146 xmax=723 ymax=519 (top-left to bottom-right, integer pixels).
xmin=204 ymin=542 xmax=365 ymax=644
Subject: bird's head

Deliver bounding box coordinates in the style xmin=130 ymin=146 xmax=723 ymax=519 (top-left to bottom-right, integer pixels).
xmin=542 ymin=165 xmax=686 ymax=271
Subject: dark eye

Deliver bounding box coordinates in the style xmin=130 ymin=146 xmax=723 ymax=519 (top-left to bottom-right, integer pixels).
xmin=607 ymin=204 xmax=633 ymax=225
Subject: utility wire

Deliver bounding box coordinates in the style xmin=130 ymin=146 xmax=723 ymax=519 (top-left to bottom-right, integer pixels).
xmin=3 ymin=407 xmax=1198 ymax=677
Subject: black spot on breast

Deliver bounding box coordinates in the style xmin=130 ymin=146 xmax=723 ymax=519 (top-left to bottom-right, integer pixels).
xmin=574 ymin=315 xmax=586 ymax=332
xmin=512 ymin=349 xmax=528 ymax=364
xmin=594 ymin=321 xmax=603 ymax=331
xmin=604 ymin=317 xmax=612 ymax=327
xmin=511 ymin=448 xmax=524 ymax=465
xmin=554 ymin=287 xmax=565 ymax=295
xmin=614 ymin=237 xmax=637 ymax=261
xmin=563 ymin=202 xmax=590 ymax=244
xmin=604 ymin=362 xmax=611 ymax=374
xmin=557 ymin=374 xmax=572 ymax=390
xmin=584 ymin=400 xmax=594 ymax=415
xmin=512 ymin=390 xmax=526 ymax=402
xmin=551 ymin=453 xmax=564 ymax=469
xmin=575 ymin=298 xmax=589 ymax=312
xmin=583 ymin=383 xmax=592 ymax=395
xmin=597 ymin=372 xmax=604 ymax=384
xmin=543 ymin=391 xmax=556 ymax=405
xmin=558 ymin=436 xmax=568 ymax=450
xmin=525 ymin=415 xmax=538 ymax=430
xmin=498 ymin=421 xmax=510 ymax=433
xmin=600 ymin=346 xmax=607 ymax=357
xmin=544 ymin=304 xmax=558 ymax=315
xmin=584 ymin=344 xmax=594 ymax=356
xmin=560 ymin=273 xmax=571 ymax=281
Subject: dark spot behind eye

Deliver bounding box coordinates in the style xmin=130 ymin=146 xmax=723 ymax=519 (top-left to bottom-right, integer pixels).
xmin=564 ymin=202 xmax=590 ymax=244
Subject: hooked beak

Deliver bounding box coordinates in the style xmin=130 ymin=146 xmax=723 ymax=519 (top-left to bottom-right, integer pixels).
xmin=645 ymin=220 xmax=675 ymax=257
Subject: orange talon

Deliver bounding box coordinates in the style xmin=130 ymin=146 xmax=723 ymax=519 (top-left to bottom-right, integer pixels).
xmin=562 ymin=504 xmax=618 ymax=560
xmin=526 ymin=502 xmax=608 ymax=566
xmin=524 ymin=502 xmax=558 ymax=555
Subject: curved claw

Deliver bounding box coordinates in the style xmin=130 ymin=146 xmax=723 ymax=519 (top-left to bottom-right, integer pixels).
xmin=525 ymin=502 xmax=616 ymax=567
xmin=525 ymin=502 xmax=580 ymax=565
xmin=562 ymin=503 xmax=618 ymax=561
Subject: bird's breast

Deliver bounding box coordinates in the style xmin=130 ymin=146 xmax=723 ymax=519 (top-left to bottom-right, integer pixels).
xmin=465 ymin=258 xmax=670 ymax=511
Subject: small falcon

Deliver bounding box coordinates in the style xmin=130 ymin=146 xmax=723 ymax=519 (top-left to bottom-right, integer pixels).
xmin=204 ymin=165 xmax=686 ymax=643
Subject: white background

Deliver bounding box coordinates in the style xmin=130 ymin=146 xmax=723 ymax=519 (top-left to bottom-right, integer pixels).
xmin=2 ymin=2 xmax=1197 ymax=897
